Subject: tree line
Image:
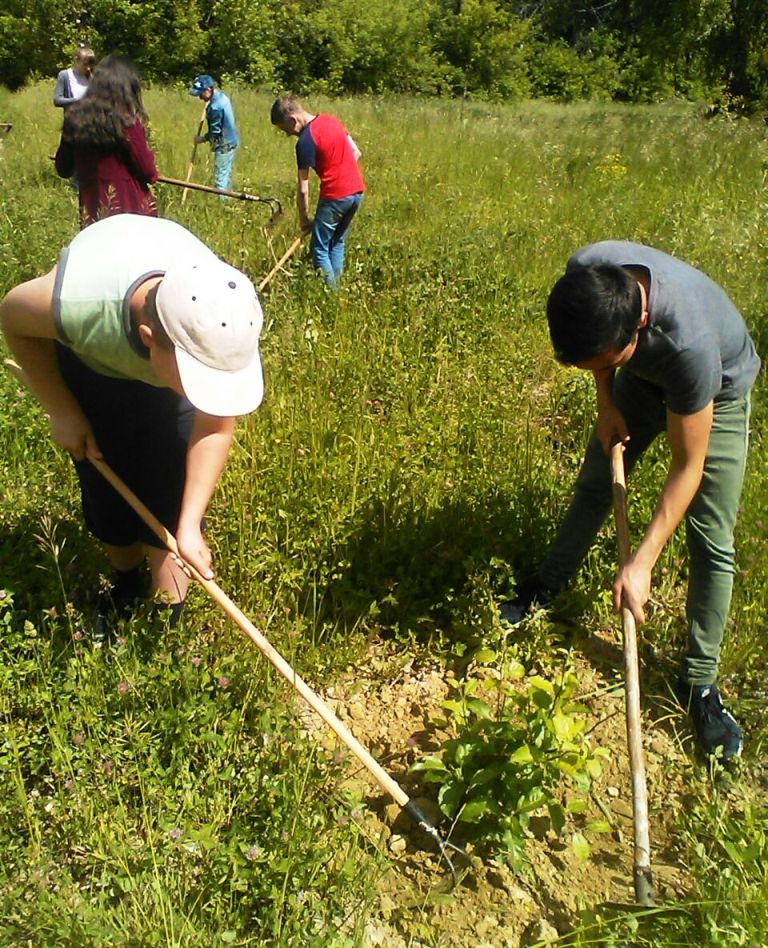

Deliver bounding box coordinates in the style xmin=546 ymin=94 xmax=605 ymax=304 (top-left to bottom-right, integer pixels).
xmin=2 ymin=0 xmax=766 ymax=111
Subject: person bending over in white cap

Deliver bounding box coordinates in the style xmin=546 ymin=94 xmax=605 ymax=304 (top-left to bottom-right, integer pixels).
xmin=0 ymin=213 xmax=264 ymax=644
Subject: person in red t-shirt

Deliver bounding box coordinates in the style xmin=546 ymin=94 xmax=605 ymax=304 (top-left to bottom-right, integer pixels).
xmin=55 ymin=54 xmax=158 ymax=229
xmin=271 ymin=95 xmax=364 ymax=287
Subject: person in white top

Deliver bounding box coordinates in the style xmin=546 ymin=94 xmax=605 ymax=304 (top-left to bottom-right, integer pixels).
xmin=53 ymin=45 xmax=96 ymax=109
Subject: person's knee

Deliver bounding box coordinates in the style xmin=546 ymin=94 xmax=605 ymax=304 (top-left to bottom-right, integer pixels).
xmin=145 ymin=547 xmax=189 ymax=602
xmin=573 ymin=454 xmax=612 ymax=505
xmin=685 ymin=519 xmax=735 ymax=571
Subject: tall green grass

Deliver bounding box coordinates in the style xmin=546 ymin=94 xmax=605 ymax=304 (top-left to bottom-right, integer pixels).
xmin=1 ymin=81 xmax=767 ymax=944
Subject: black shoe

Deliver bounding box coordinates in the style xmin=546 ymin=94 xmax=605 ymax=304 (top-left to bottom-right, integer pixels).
xmin=154 ymin=600 xmax=185 ymax=630
xmin=90 ymin=591 xmax=129 ymax=648
xmin=674 ymin=680 xmax=743 ymax=761
xmin=498 ymin=578 xmax=554 ymax=625
xmin=90 ymin=568 xmax=148 ymax=647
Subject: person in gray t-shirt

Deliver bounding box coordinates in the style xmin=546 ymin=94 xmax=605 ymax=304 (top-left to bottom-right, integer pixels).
xmin=501 ymin=241 xmax=760 ymax=761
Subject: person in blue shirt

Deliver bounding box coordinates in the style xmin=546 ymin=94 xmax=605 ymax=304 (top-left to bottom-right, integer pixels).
xmin=189 ymin=74 xmax=239 ymax=193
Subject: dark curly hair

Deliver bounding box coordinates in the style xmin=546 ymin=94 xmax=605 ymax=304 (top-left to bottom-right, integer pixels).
xmin=61 ymin=54 xmax=148 ymax=148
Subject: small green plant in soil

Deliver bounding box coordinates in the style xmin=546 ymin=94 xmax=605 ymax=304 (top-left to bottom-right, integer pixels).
xmin=565 ymin=766 xmax=768 ymax=946
xmin=412 ymin=654 xmax=608 ymax=871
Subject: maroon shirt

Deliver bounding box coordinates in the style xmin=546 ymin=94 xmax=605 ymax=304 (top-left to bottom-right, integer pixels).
xmin=55 ymin=119 xmax=158 ymax=228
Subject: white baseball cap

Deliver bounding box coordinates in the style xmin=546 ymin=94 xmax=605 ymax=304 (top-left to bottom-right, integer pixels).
xmin=155 ymin=260 xmax=264 ymax=416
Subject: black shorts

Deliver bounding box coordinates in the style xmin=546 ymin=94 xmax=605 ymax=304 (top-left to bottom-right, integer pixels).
xmin=56 ymin=343 xmax=195 ymax=549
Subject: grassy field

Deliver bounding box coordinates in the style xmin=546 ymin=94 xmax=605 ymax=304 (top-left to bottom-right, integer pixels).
xmin=0 ymin=81 xmax=767 ymax=944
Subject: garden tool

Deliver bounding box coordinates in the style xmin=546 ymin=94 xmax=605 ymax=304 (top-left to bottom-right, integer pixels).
xmin=4 ymin=356 xmax=468 ymax=885
xmin=157 ymin=175 xmax=283 ymax=225
xmin=181 ymin=102 xmax=208 ymax=205
xmin=257 ymin=234 xmax=305 ymax=292
xmin=611 ymin=441 xmax=656 ymax=907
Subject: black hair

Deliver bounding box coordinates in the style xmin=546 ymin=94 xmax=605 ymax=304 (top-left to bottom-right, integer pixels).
xmin=546 ymin=264 xmax=642 ymax=365
xmin=61 ymin=54 xmax=148 ymax=148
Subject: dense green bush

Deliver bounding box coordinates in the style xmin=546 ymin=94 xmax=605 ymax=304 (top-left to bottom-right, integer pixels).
xmin=1 ymin=0 xmax=766 ymax=110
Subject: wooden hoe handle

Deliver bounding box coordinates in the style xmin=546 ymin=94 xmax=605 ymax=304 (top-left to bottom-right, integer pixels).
xmin=182 ymin=102 xmax=208 ymax=205
xmin=257 ymin=234 xmax=304 ymax=292
xmin=610 ymin=442 xmax=655 ymax=907
xmin=2 ymin=358 xmax=407 ymax=809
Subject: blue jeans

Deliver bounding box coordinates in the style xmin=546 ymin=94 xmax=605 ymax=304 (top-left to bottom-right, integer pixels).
xmin=213 ymin=146 xmax=237 ymax=193
xmin=310 ymin=192 xmax=363 ymax=286
xmin=537 ymin=370 xmax=751 ymax=685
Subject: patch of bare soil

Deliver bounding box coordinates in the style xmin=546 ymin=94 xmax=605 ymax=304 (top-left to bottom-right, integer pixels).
xmin=300 ymin=623 xmax=697 ymax=946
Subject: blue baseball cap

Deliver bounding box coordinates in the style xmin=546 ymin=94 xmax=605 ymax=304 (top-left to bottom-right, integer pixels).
xmin=189 ymin=74 xmax=215 ymax=96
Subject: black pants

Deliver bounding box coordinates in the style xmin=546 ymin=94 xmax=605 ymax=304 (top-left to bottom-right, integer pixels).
xmin=56 ymin=343 xmax=195 ymax=549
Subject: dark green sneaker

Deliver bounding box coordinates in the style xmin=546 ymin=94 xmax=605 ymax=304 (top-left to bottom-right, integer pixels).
xmin=674 ymin=680 xmax=743 ymax=761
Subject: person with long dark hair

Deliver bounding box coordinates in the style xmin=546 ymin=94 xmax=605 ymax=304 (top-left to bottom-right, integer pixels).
xmin=55 ymin=54 xmax=158 ymax=228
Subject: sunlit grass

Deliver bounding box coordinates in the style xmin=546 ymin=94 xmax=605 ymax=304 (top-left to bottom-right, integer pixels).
xmin=1 ymin=81 xmax=767 ymax=944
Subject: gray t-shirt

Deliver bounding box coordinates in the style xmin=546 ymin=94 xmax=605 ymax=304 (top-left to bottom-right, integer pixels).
xmin=567 ymin=241 xmax=761 ymax=414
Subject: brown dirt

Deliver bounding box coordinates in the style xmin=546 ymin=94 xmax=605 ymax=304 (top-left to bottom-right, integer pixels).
xmin=299 ymin=621 xmax=698 ymax=946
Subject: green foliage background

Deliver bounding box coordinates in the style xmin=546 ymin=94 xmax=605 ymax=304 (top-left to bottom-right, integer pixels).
xmin=1 ymin=0 xmax=767 ymax=110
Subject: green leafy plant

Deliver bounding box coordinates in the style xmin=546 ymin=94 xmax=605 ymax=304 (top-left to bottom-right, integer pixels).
xmin=412 ymin=657 xmax=608 ymax=870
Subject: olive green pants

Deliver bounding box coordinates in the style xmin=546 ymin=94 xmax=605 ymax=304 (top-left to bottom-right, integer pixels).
xmin=538 ymin=371 xmax=750 ymax=685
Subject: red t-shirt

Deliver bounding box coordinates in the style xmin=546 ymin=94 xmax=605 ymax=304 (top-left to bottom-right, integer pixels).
xmin=295 ymin=114 xmax=364 ymax=201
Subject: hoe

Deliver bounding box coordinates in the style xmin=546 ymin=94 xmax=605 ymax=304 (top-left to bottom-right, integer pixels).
xmin=4 ymin=357 xmax=467 ymax=884
xmin=156 ymin=174 xmax=283 ymax=225
xmin=611 ymin=441 xmax=655 ymax=907
xmin=180 ymin=101 xmax=208 ymax=205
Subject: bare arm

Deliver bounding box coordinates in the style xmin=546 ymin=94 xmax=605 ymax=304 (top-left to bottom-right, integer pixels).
xmin=593 ymin=367 xmax=629 ymax=453
xmin=296 ymin=167 xmax=312 ymax=232
xmin=0 ymin=270 xmax=100 ymax=459
xmin=347 ymin=134 xmax=362 ymax=161
xmin=613 ymin=402 xmax=713 ymax=622
xmin=174 ymin=412 xmax=236 ymax=579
